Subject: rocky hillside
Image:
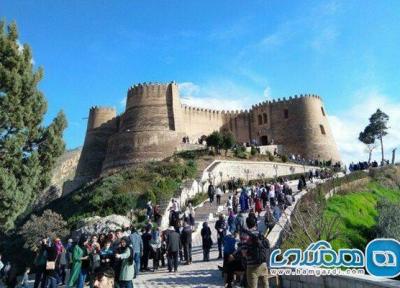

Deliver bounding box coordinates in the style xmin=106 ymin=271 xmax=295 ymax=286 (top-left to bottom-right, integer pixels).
xmin=33 ymin=147 xmax=82 ymax=210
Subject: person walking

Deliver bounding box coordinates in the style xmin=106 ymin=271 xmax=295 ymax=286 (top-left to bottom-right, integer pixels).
xmin=141 ymin=226 xmax=152 ymax=272
xmin=129 ymin=226 xmax=143 ymax=278
xmin=215 ymin=214 xmax=226 ymax=259
xmin=208 ymin=183 xmax=215 ymax=205
xmin=201 ymin=222 xmax=213 ymax=261
xmin=181 ymin=221 xmax=193 ymax=265
xmin=239 ymin=189 xmax=249 ymax=212
xmin=227 ymin=209 xmax=236 ymax=234
xmin=166 ymin=226 xmax=180 ymax=272
xmin=150 ymin=228 xmax=162 ymax=271
xmin=242 ymin=217 xmax=270 ymax=288
xmin=216 ymin=186 xmax=223 ymax=205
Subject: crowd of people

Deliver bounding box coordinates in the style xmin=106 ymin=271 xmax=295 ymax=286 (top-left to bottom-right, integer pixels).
xmin=0 ymin=168 xmax=330 ymax=288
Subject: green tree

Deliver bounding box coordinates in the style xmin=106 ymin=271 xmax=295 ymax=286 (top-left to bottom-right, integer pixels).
xmin=368 ymin=109 xmax=389 ymax=163
xmin=221 ymin=131 xmax=235 ymax=155
xmin=0 ymin=21 xmax=67 ymax=232
xmin=358 ymin=125 xmax=377 ymax=163
xmin=19 ymin=209 xmax=68 ymax=252
xmin=206 ymin=131 xmax=223 ymax=154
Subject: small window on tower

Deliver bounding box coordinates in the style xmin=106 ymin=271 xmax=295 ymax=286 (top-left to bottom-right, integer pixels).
xmin=263 ymin=113 xmax=267 ymax=124
xmin=284 ymin=109 xmax=289 ymax=119
xmin=321 ymin=107 xmax=326 ymax=116
xmin=320 ymin=124 xmax=326 ymax=135
xmin=258 ymin=114 xmax=263 ymax=125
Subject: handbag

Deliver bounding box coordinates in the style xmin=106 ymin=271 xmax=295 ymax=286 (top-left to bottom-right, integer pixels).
xmin=46 ymin=261 xmax=56 ymax=270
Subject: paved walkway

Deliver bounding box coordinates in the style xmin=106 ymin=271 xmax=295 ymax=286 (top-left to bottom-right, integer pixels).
xmin=134 ymin=179 xmax=309 ymax=288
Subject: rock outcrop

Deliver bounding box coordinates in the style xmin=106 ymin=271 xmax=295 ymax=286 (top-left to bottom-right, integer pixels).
xmin=33 ymin=148 xmax=81 ymax=210
xmin=71 ymin=214 xmax=132 ymax=240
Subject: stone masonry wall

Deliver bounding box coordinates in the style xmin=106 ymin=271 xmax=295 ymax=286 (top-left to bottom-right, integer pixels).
xmin=73 ymin=82 xmax=341 ymax=189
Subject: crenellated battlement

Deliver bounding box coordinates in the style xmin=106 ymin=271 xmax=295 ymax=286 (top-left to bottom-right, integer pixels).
xmin=181 ymin=104 xmax=251 ymax=117
xmin=127 ymin=81 xmax=177 ymax=98
xmin=89 ymin=106 xmax=116 ymax=112
xmin=251 ymin=93 xmax=322 ymax=109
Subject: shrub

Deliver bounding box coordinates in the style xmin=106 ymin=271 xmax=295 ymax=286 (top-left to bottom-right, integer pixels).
xmin=266 ymin=151 xmax=274 ymax=161
xmin=250 ymin=146 xmax=258 ymax=156
xmin=234 ymin=145 xmax=247 ymax=159
xmin=19 ymin=210 xmax=68 ymax=252
xmin=206 ymin=131 xmax=223 ymax=153
xmin=281 ymin=155 xmax=288 ymax=163
xmin=376 ymin=199 xmax=400 ymax=239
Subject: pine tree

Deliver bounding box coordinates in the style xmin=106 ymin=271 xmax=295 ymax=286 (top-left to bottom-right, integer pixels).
xmin=368 ymin=109 xmax=389 ymax=164
xmin=0 ymin=21 xmax=67 ymax=232
xmin=358 ymin=125 xmax=377 ymax=163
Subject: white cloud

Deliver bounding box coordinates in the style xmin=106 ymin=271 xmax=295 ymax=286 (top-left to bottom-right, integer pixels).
xmin=16 ymin=40 xmax=24 ymax=52
xmin=119 ymin=97 xmax=127 ymax=107
xmin=263 ymin=86 xmax=271 ymax=100
xmin=179 ymin=82 xmax=200 ymax=97
xmin=329 ymin=89 xmax=400 ymax=165
xmin=311 ymin=26 xmax=339 ymax=52
xmin=179 ymin=81 xmax=251 ymax=111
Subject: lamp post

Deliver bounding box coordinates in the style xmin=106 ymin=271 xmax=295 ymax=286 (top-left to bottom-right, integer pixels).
xmin=244 ymin=168 xmax=250 ymax=184
xmin=261 ymin=172 xmax=265 ymax=185
xmin=219 ymin=171 xmax=223 ymax=185
xmin=273 ymin=164 xmax=278 ymax=179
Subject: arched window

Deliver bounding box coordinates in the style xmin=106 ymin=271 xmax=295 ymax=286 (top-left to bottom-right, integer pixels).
xmin=320 ymin=124 xmax=326 ymax=135
xmin=258 ymin=114 xmax=263 ymax=125
xmin=263 ymin=113 xmax=267 ymax=124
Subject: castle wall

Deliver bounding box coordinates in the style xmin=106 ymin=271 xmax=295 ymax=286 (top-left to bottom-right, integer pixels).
xmin=74 ymin=82 xmax=341 ymax=187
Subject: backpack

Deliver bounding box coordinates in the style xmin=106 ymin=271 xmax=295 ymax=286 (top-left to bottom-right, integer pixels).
xmin=248 ymin=231 xmax=270 ymax=265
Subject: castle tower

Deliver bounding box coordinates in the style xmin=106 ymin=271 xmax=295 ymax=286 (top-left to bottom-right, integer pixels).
xmin=251 ymin=95 xmax=340 ymax=162
xmin=101 ymin=82 xmax=185 ymax=171
xmin=74 ymin=107 xmax=118 ymax=181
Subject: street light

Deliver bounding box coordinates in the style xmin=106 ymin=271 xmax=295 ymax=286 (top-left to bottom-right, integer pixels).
xmin=244 ymin=168 xmax=250 ymax=184
xmin=219 ymin=171 xmax=223 ymax=185
xmin=273 ymin=164 xmax=278 ymax=179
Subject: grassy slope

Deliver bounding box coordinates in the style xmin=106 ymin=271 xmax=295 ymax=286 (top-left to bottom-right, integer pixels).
xmin=324 ymin=182 xmax=400 ymax=250
xmin=42 ymin=157 xmax=197 ymax=229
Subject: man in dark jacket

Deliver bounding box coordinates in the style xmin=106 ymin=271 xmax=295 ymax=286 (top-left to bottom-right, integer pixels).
xmin=215 ymin=214 xmax=226 ymax=259
xmin=166 ymin=227 xmax=181 ymax=272
xmin=141 ymin=226 xmax=152 ymax=271
xmin=181 ymin=221 xmax=193 ymax=265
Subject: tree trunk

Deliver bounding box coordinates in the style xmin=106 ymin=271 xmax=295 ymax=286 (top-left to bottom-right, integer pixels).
xmin=368 ymin=150 xmax=372 ymax=164
xmin=380 ymin=135 xmax=384 ymax=164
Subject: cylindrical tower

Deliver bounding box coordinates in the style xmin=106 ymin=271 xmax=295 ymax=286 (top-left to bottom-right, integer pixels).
xmin=267 ymin=95 xmax=340 ymax=162
xmin=101 ymin=82 xmax=185 ymax=172
xmin=75 ymin=106 xmax=117 ymax=180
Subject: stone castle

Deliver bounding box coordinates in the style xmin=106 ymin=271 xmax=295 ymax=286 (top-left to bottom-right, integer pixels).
xmin=73 ymin=81 xmax=340 ymax=185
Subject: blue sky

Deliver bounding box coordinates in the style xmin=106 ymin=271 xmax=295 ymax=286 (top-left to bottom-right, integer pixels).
xmin=2 ymin=0 xmax=400 ymax=163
